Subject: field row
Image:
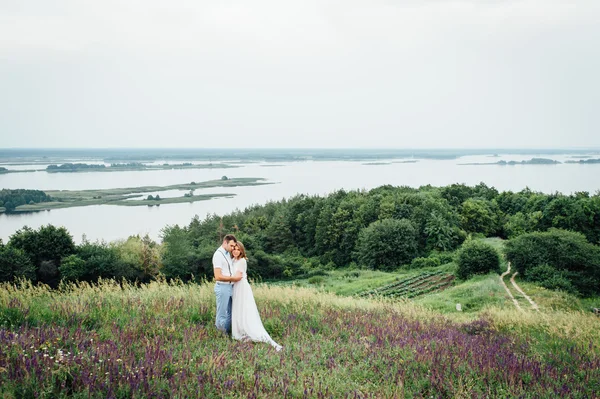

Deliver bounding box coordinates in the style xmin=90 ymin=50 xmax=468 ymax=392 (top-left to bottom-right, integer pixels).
xmin=359 ymin=270 xmax=455 ymax=298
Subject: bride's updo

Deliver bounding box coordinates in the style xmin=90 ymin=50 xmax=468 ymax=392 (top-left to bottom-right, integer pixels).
xmin=234 ymin=241 xmax=248 ymax=260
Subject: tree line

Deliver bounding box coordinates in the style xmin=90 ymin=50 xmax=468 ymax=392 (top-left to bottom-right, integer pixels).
xmin=0 ymin=189 xmax=53 ymax=212
xmin=1 ymin=183 xmax=599 ymax=296
xmin=46 ymin=163 xmax=106 ymax=171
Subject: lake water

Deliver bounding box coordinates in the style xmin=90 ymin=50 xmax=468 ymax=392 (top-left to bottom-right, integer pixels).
xmin=1 ymin=154 xmax=599 ymax=243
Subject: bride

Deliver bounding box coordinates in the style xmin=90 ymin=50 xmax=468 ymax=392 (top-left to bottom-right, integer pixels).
xmin=231 ymin=241 xmax=283 ymax=351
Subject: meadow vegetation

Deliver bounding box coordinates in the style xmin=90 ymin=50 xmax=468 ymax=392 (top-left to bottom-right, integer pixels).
xmin=1 ymin=182 xmax=600 ymax=396
xmin=1 ymin=279 xmax=599 ymax=398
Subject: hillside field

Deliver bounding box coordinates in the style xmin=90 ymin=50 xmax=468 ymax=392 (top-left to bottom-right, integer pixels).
xmin=1 ymin=275 xmax=599 ymax=398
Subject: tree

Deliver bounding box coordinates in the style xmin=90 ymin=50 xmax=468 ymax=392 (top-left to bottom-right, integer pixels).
xmin=74 ymin=240 xmax=128 ymax=282
xmin=329 ymin=200 xmax=362 ymax=267
xmin=354 ymin=218 xmax=418 ymax=270
xmin=8 ymin=225 xmax=76 ymax=286
xmin=0 ymin=243 xmax=36 ymax=282
xmin=455 ymin=239 xmax=501 ymax=280
xmin=161 ymin=225 xmax=195 ymax=280
xmin=58 ymin=255 xmax=87 ymax=282
xmin=440 ymin=183 xmax=474 ymax=208
xmin=111 ymin=235 xmax=161 ymax=282
xmin=503 ymin=211 xmax=542 ymax=239
xmin=264 ymin=208 xmax=294 ymax=254
xmin=505 ymin=229 xmax=600 ymax=296
xmin=424 ymin=211 xmax=460 ymax=252
xmin=0 ymin=189 xmax=53 ymax=212
xmin=460 ymin=199 xmax=501 ymax=236
xmin=290 ymin=197 xmax=322 ymax=256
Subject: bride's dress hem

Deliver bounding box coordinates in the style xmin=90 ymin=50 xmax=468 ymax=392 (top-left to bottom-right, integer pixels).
xmin=231 ymin=258 xmax=283 ymax=352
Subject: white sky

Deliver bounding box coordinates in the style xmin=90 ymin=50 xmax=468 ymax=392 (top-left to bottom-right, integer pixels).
xmin=1 ymin=0 xmax=599 ymax=148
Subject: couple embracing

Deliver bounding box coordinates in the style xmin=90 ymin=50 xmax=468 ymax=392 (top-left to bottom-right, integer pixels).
xmin=213 ymin=234 xmax=283 ymax=351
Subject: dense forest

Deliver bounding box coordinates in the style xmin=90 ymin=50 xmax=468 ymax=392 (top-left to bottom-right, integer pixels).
xmin=1 ymin=183 xmax=599 ymax=296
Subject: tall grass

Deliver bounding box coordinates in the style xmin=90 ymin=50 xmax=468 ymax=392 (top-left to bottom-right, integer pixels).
xmin=1 ymin=279 xmax=599 ymax=398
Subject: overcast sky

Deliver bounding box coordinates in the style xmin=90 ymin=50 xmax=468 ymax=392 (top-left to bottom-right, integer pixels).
xmin=1 ymin=0 xmax=599 ymax=149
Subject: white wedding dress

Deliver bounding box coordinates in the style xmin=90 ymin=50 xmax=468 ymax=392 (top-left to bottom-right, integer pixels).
xmin=232 ymin=258 xmax=283 ymax=351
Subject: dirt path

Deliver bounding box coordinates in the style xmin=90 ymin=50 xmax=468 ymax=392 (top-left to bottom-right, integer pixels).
xmin=500 ymin=262 xmax=523 ymax=312
xmin=510 ymin=269 xmax=540 ymax=311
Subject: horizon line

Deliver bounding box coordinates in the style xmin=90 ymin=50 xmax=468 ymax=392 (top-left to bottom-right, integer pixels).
xmin=2 ymin=147 xmax=600 ymax=151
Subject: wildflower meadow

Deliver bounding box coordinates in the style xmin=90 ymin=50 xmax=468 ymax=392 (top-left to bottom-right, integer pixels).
xmin=1 ymin=279 xmax=599 ymax=398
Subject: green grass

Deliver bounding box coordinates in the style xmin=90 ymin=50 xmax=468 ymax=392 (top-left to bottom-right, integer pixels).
xmin=480 ymin=236 xmax=506 ymax=252
xmin=273 ymin=268 xmax=402 ymax=296
xmin=275 ymin=263 xmax=457 ymax=297
xmin=414 ymin=273 xmax=509 ymax=313
xmin=115 ymin=193 xmax=233 ymax=206
xmin=514 ymin=281 xmax=598 ymax=312
xmin=1 ymin=280 xmax=599 ymax=397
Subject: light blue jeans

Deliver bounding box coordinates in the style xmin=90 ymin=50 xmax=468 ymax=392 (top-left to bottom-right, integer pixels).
xmin=214 ymin=283 xmax=233 ymax=334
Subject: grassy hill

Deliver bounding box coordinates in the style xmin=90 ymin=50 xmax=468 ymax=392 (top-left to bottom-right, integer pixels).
xmin=1 ymin=278 xmax=598 ymax=398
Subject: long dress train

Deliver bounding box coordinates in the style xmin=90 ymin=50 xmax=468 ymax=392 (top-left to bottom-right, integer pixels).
xmin=232 ymin=258 xmax=283 ymax=351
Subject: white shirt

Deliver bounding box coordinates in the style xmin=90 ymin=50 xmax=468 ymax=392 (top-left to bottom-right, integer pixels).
xmin=213 ymin=247 xmax=233 ymax=277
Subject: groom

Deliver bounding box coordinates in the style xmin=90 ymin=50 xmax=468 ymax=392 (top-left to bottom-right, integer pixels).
xmin=213 ymin=234 xmax=243 ymax=334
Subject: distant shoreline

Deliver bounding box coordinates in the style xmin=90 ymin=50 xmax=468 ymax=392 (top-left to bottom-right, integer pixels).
xmin=2 ymin=148 xmax=599 ymax=165
xmin=460 ymin=158 xmax=564 ymax=166
xmin=0 ymin=163 xmax=240 ymax=174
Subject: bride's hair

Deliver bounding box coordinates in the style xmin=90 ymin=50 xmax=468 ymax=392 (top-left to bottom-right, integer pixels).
xmin=234 ymin=241 xmax=248 ymax=260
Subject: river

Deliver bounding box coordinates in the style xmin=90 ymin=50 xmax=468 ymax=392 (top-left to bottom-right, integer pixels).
xmin=1 ymin=153 xmax=598 ymax=243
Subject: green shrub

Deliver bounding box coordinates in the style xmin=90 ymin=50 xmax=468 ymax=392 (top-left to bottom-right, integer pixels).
xmin=354 ymin=218 xmax=418 ymax=271
xmin=305 ymin=269 xmax=329 ymax=278
xmin=455 ymin=240 xmax=501 ymax=280
xmin=409 ymin=257 xmax=441 ymax=269
xmin=8 ymin=225 xmax=76 ymax=286
xmin=526 ymin=263 xmax=578 ymax=295
xmin=248 ymin=250 xmax=285 ymax=279
xmin=0 ymin=244 xmax=36 ymax=282
xmin=58 ymin=255 xmax=87 ymax=282
xmin=308 ymin=276 xmax=325 ymax=285
xmin=429 ymin=251 xmax=455 ymax=265
xmin=505 ymin=229 xmax=600 ymax=296
xmin=343 ymin=270 xmax=361 ymax=278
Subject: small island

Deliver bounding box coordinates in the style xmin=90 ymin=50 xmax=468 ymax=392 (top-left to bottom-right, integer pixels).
xmin=0 ymin=177 xmax=274 ymax=213
xmin=460 ymin=158 xmax=561 ymax=166
xmin=565 ymin=158 xmax=600 ymax=164
xmin=45 ymin=162 xmax=240 ymax=173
